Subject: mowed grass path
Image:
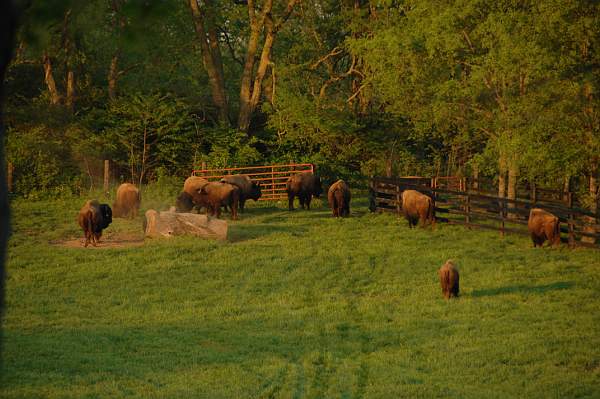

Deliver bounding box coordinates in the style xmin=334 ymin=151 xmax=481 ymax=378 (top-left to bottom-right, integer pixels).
xmin=2 ymin=193 xmax=599 ymax=398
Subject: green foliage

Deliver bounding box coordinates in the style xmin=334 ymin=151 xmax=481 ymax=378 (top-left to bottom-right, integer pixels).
xmin=2 ymin=194 xmax=600 ymax=397
xmin=104 ymin=93 xmax=197 ymax=183
xmin=5 ymin=125 xmax=81 ymax=198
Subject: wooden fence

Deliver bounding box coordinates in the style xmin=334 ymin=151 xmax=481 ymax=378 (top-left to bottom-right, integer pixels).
xmin=370 ymin=176 xmax=600 ymax=249
xmin=192 ymin=163 xmax=314 ymax=201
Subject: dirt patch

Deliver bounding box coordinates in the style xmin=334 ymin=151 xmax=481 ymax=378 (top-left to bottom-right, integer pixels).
xmin=51 ymin=232 xmax=145 ymax=249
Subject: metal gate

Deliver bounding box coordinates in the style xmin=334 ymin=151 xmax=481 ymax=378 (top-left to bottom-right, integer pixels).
xmin=191 ymin=163 xmax=314 ymax=201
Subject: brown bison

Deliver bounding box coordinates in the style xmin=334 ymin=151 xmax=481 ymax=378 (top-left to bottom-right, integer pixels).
xmin=220 ymin=174 xmax=262 ymax=212
xmin=176 ymin=176 xmax=209 ymax=212
xmin=113 ymin=183 xmax=141 ymax=219
xmin=78 ymin=200 xmax=112 ymax=247
xmin=401 ymin=189 xmax=434 ymax=228
xmin=286 ymin=172 xmax=323 ymax=211
xmin=438 ymin=260 xmax=459 ymax=299
xmin=528 ymin=208 xmax=561 ymax=247
xmin=328 ymin=180 xmax=351 ymax=217
xmin=197 ymin=182 xmax=240 ymax=220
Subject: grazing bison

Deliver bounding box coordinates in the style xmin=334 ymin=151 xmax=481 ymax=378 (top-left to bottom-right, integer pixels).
xmin=220 ymin=174 xmax=262 ymax=212
xmin=113 ymin=183 xmax=141 ymax=219
xmin=197 ymin=182 xmax=240 ymax=220
xmin=528 ymin=208 xmax=561 ymax=247
xmin=401 ymin=189 xmax=434 ymax=228
xmin=328 ymin=180 xmax=351 ymax=217
xmin=438 ymin=260 xmax=460 ymax=299
xmin=176 ymin=176 xmax=210 ymax=212
xmin=286 ymin=172 xmax=323 ymax=211
xmin=78 ymin=200 xmax=112 ymax=247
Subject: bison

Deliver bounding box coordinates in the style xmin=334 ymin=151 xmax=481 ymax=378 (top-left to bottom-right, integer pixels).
xmin=286 ymin=172 xmax=323 ymax=211
xmin=328 ymin=179 xmax=351 ymax=217
xmin=528 ymin=208 xmax=561 ymax=247
xmin=112 ymin=183 xmax=141 ymax=219
xmin=176 ymin=176 xmax=209 ymax=212
xmin=78 ymin=200 xmax=112 ymax=247
xmin=220 ymin=174 xmax=261 ymax=212
xmin=197 ymin=182 xmax=240 ymax=220
xmin=401 ymin=189 xmax=434 ymax=228
xmin=438 ymin=260 xmax=460 ymax=299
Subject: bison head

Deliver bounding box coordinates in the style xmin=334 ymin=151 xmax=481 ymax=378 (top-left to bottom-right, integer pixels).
xmin=175 ymin=191 xmax=194 ymax=212
xmin=99 ymin=204 xmax=112 ymax=228
xmin=248 ymin=181 xmax=262 ymax=201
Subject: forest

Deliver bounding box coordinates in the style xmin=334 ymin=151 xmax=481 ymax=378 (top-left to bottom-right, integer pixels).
xmin=4 ymin=0 xmax=599 ymax=206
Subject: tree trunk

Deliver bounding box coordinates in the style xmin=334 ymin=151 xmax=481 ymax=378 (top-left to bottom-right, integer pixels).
xmin=144 ymin=209 xmax=227 ymax=240
xmin=238 ymin=22 xmax=262 ymax=133
xmin=498 ymin=154 xmax=507 ymax=199
xmin=65 ymin=69 xmax=75 ymax=110
xmin=507 ymin=160 xmax=518 ymax=219
xmin=108 ymin=53 xmax=118 ymax=100
xmin=582 ymin=173 xmax=598 ymax=244
xmin=43 ymin=52 xmax=61 ymax=105
xmin=188 ymin=0 xmax=229 ymax=125
xmin=562 ymin=175 xmax=571 ymax=203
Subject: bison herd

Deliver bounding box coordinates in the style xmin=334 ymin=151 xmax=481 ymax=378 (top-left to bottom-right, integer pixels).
xmin=77 ymin=171 xmax=565 ymax=299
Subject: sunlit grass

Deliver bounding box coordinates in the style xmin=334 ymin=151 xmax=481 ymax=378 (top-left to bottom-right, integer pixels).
xmin=2 ymin=192 xmax=599 ymax=398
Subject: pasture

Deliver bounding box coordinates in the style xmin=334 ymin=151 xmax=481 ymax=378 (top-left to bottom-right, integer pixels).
xmin=1 ymin=191 xmax=599 ymax=398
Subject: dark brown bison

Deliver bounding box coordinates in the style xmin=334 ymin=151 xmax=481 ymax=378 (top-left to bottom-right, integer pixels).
xmin=176 ymin=176 xmax=210 ymax=212
xmin=528 ymin=208 xmax=561 ymax=247
xmin=401 ymin=189 xmax=434 ymax=228
xmin=113 ymin=183 xmax=141 ymax=219
xmin=220 ymin=174 xmax=261 ymax=212
xmin=328 ymin=180 xmax=351 ymax=217
xmin=78 ymin=200 xmax=112 ymax=247
xmin=197 ymin=182 xmax=240 ymax=220
xmin=438 ymin=260 xmax=459 ymax=299
xmin=286 ymin=172 xmax=323 ymax=211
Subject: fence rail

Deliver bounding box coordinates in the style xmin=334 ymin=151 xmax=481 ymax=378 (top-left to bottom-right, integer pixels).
xmin=192 ymin=163 xmax=314 ymax=201
xmin=369 ymin=176 xmax=600 ymax=249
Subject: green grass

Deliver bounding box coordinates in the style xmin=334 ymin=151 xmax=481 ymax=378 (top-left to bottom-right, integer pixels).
xmin=2 ymin=192 xmax=600 ymax=398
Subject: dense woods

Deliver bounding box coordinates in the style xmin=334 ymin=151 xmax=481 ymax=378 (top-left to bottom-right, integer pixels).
xmin=4 ymin=0 xmax=599 ymax=209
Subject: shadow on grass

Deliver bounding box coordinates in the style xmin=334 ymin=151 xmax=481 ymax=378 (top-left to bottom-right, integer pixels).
xmin=228 ymin=223 xmax=308 ymax=242
xmin=471 ymin=281 xmax=575 ymax=297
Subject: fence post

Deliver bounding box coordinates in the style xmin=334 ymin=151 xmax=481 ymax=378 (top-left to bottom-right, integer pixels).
xmin=271 ymin=165 xmax=275 ymax=199
xmin=465 ymin=192 xmax=471 ymax=227
xmin=568 ymin=192 xmax=575 ymax=248
xmin=7 ymin=161 xmax=13 ymax=193
xmin=396 ymin=184 xmax=401 ymax=216
xmin=103 ymin=160 xmax=110 ymax=194
xmin=500 ymin=197 xmax=506 ymax=236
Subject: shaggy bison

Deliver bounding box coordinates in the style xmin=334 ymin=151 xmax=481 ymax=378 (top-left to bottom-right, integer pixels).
xmin=220 ymin=174 xmax=261 ymax=212
xmin=528 ymin=208 xmax=561 ymax=247
xmin=438 ymin=260 xmax=459 ymax=299
xmin=78 ymin=200 xmax=112 ymax=247
xmin=401 ymin=189 xmax=434 ymax=228
xmin=176 ymin=176 xmax=209 ymax=212
xmin=328 ymin=180 xmax=351 ymax=217
xmin=113 ymin=183 xmax=141 ymax=219
xmin=197 ymin=182 xmax=240 ymax=220
xmin=286 ymin=172 xmax=323 ymax=211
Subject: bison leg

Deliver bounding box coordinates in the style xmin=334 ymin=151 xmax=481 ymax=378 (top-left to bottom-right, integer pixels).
xmin=288 ymin=193 xmax=295 ymax=211
xmin=299 ymin=194 xmax=306 ymax=209
xmin=239 ymin=198 xmax=246 ymax=213
xmin=305 ymin=195 xmax=312 ymax=210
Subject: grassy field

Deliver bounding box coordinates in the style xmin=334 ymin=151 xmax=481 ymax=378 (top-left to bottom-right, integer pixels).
xmin=1 ymin=190 xmax=600 ymax=398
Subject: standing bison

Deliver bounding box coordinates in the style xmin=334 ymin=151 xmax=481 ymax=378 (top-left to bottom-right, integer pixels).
xmin=286 ymin=172 xmax=323 ymax=211
xmin=78 ymin=200 xmax=112 ymax=247
xmin=197 ymin=182 xmax=240 ymax=220
xmin=438 ymin=260 xmax=460 ymax=299
xmin=176 ymin=176 xmax=209 ymax=213
xmin=220 ymin=174 xmax=261 ymax=212
xmin=113 ymin=183 xmax=141 ymax=219
xmin=528 ymin=208 xmax=561 ymax=247
xmin=401 ymin=189 xmax=434 ymax=228
xmin=328 ymin=180 xmax=351 ymax=217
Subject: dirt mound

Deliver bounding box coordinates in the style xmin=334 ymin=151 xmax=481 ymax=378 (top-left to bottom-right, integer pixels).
xmin=52 ymin=232 xmax=145 ymax=249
